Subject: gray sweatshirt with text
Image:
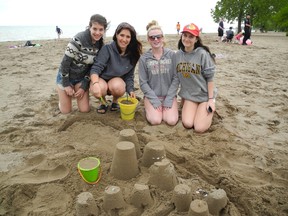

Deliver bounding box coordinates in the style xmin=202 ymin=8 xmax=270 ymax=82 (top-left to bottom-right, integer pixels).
xmin=138 ymin=48 xmax=179 ymax=108
xmin=175 ymin=47 xmax=216 ymax=103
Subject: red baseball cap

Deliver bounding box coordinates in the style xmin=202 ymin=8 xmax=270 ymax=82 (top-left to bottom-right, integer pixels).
xmin=181 ymin=23 xmax=200 ymax=36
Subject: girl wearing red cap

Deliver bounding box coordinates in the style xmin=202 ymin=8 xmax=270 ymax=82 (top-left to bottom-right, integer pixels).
xmin=175 ymin=23 xmax=217 ymax=133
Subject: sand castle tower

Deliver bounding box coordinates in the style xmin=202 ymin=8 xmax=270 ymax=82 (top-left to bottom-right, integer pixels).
xmin=188 ymin=199 xmax=209 ymax=216
xmin=110 ymin=141 xmax=139 ymax=180
xmin=75 ymin=192 xmax=98 ymax=216
xmin=119 ymin=129 xmax=142 ymax=158
xmin=205 ymin=188 xmax=228 ymax=215
xmin=129 ymin=183 xmax=154 ymax=208
xmin=141 ymin=141 xmax=166 ymax=167
xmin=103 ymin=185 xmax=126 ymax=212
xmin=172 ymin=184 xmax=192 ymax=212
xmin=148 ymin=158 xmax=178 ymax=191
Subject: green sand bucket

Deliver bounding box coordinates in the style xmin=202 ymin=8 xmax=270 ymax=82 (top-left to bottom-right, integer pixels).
xmin=118 ymin=97 xmax=139 ymax=120
xmin=77 ymin=157 xmax=101 ymax=184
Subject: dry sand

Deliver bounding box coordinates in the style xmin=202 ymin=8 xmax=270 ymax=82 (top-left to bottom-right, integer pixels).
xmin=0 ymin=32 xmax=287 ymax=216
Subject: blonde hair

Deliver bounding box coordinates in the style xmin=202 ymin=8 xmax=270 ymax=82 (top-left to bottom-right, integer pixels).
xmin=146 ymin=20 xmax=163 ymax=35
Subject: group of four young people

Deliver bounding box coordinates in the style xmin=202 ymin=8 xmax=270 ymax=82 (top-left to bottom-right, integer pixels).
xmin=56 ymin=14 xmax=217 ymax=133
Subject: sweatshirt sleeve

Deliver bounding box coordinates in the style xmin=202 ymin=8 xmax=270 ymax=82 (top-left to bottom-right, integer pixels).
xmin=201 ymin=51 xmax=215 ymax=82
xmin=60 ymin=54 xmax=73 ymax=87
xmin=138 ymin=56 xmax=162 ymax=108
xmin=122 ymin=67 xmax=135 ymax=94
xmin=80 ymin=74 xmax=90 ymax=91
xmin=90 ymin=45 xmax=110 ymax=76
xmin=163 ymin=52 xmax=179 ymax=108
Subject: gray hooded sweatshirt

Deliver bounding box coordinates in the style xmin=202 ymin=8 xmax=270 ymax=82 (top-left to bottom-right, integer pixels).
xmin=175 ymin=47 xmax=217 ymax=102
xmin=90 ymin=41 xmax=135 ymax=94
xmin=138 ymin=48 xmax=179 ymax=108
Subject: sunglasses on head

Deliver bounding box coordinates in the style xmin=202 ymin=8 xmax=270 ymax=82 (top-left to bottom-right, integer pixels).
xmin=148 ymin=34 xmax=163 ymax=40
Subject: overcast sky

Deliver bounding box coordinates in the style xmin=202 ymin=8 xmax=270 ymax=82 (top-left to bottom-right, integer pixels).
xmin=0 ymin=0 xmax=220 ymax=35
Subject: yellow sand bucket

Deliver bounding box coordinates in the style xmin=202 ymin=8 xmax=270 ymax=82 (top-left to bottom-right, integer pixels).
xmin=118 ymin=97 xmax=139 ymax=120
xmin=77 ymin=157 xmax=101 ymax=184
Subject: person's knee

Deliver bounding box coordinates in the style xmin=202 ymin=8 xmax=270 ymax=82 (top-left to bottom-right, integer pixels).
xmin=182 ymin=120 xmax=193 ymax=129
xmin=165 ymin=117 xmax=179 ymax=126
xmin=60 ymin=106 xmax=72 ymax=114
xmin=79 ymin=106 xmax=90 ymax=113
xmin=147 ymin=116 xmax=162 ymax=125
xmin=194 ymin=124 xmax=209 ymax=133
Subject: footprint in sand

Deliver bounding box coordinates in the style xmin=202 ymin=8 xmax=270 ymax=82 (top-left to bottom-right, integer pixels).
xmin=216 ymin=152 xmax=274 ymax=186
xmin=10 ymin=154 xmax=69 ymax=184
xmin=11 ymin=165 xmax=69 ymax=184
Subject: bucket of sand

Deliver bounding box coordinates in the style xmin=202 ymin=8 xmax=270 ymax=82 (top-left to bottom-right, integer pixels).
xmin=118 ymin=97 xmax=139 ymax=120
xmin=77 ymin=157 xmax=101 ymax=184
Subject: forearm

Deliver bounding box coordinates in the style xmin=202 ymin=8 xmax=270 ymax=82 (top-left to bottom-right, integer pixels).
xmin=208 ymin=81 xmax=214 ymax=98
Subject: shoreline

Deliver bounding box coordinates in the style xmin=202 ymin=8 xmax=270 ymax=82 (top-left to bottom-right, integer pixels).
xmin=1 ymin=31 xmax=286 ymax=44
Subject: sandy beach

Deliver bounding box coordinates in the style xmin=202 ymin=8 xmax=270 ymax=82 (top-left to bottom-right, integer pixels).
xmin=0 ymin=32 xmax=287 ymax=215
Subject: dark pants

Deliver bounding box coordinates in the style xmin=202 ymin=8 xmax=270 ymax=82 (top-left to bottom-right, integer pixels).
xmin=243 ymin=28 xmax=251 ymax=44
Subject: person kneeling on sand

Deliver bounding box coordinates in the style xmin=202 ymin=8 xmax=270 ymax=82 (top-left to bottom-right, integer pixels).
xmin=175 ymin=23 xmax=217 ymax=133
xmin=138 ymin=20 xmax=179 ymax=126
xmin=56 ymin=14 xmax=109 ymax=114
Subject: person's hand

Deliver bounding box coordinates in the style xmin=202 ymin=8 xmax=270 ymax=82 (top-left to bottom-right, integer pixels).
xmin=155 ymin=106 xmax=163 ymax=112
xmin=91 ymin=82 xmax=102 ymax=98
xmin=64 ymin=86 xmax=75 ymax=97
xmin=129 ymin=92 xmax=136 ymax=99
xmin=207 ymin=99 xmax=216 ymax=113
xmin=74 ymin=88 xmax=85 ymax=99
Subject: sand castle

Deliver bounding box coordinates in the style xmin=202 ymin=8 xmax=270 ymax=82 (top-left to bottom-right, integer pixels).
xmin=76 ymin=129 xmax=228 ymax=216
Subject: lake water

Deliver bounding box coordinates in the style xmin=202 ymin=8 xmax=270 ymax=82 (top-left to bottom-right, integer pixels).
xmin=0 ymin=25 xmax=218 ymax=42
xmin=0 ymin=25 xmax=114 ymax=42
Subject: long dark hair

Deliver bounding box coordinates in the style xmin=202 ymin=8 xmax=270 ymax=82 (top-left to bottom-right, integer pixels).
xmin=89 ymin=14 xmax=109 ymax=49
xmin=178 ymin=36 xmax=215 ymax=63
xmin=113 ymin=22 xmax=142 ymax=66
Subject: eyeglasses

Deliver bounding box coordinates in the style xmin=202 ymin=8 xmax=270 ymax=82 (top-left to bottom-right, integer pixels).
xmin=148 ymin=35 xmax=163 ymax=41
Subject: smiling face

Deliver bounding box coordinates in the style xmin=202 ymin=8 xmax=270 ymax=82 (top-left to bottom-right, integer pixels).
xmin=147 ymin=29 xmax=163 ymax=49
xmin=116 ymin=29 xmax=131 ymax=54
xmin=181 ymin=32 xmax=198 ymax=52
xmin=89 ymin=22 xmax=105 ymax=43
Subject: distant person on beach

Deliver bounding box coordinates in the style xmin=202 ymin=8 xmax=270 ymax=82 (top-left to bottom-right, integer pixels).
xmin=56 ymin=26 xmax=63 ymax=39
xmin=223 ymin=27 xmax=234 ymax=42
xmin=243 ymin=14 xmax=252 ymax=45
xmin=176 ymin=22 xmax=180 ymax=34
xmin=56 ymin=14 xmax=109 ymax=114
xmin=217 ymin=18 xmax=224 ymax=41
xmin=90 ymin=22 xmax=142 ymax=114
xmin=235 ymin=31 xmax=244 ymax=43
xmin=138 ymin=20 xmax=179 ymax=126
xmin=175 ymin=23 xmax=217 ymax=133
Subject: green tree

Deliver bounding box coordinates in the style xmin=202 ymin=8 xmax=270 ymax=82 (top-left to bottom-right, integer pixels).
xmin=211 ymin=0 xmax=288 ymax=33
xmin=211 ymin=0 xmax=248 ymax=33
xmin=272 ymin=4 xmax=288 ymax=32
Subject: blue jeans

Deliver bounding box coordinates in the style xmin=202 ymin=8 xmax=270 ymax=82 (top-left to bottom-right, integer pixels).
xmin=56 ymin=70 xmax=83 ymax=90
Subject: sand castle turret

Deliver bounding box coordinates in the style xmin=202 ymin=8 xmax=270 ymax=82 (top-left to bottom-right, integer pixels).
xmin=188 ymin=199 xmax=209 ymax=216
xmin=110 ymin=141 xmax=139 ymax=180
xmin=119 ymin=129 xmax=142 ymax=158
xmin=141 ymin=141 xmax=166 ymax=167
xmin=205 ymin=188 xmax=228 ymax=215
xmin=130 ymin=183 xmax=154 ymax=208
xmin=172 ymin=184 xmax=192 ymax=212
xmin=103 ymin=185 xmax=126 ymax=212
xmin=76 ymin=192 xmax=98 ymax=216
xmin=148 ymin=158 xmax=178 ymax=191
